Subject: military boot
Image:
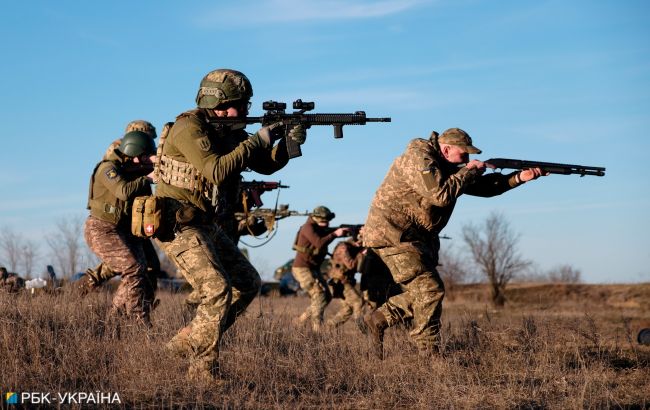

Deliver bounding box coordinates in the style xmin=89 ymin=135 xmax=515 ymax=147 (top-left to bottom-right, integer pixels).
xmin=364 ymin=310 xmax=388 ymax=359
xmin=165 ymin=326 xmax=193 ymax=358
xmin=187 ymin=358 xmax=224 ymax=386
xmin=76 ymin=271 xmax=100 ymax=295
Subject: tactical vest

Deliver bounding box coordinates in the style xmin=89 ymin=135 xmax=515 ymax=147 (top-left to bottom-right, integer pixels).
xmin=155 ymin=110 xmax=215 ymax=203
xmin=87 ymin=160 xmax=126 ymax=224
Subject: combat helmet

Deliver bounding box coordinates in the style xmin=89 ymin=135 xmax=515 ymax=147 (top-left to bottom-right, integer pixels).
xmin=125 ymin=120 xmax=157 ymax=139
xmin=311 ymin=205 xmax=335 ymax=222
xmin=195 ymin=69 xmax=253 ymax=109
xmin=118 ymin=131 xmax=156 ymax=158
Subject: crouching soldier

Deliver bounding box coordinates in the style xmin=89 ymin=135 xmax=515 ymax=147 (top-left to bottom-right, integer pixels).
xmin=84 ymin=130 xmax=157 ymax=326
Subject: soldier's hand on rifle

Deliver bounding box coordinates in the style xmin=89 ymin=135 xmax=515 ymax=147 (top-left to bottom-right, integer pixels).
xmin=251 ymin=122 xmax=285 ymax=148
xmin=288 ymin=124 xmax=306 ymax=145
xmin=519 ymin=167 xmax=548 ymax=182
xmin=466 ymin=159 xmax=487 ymax=174
xmin=334 ymin=227 xmax=351 ymax=237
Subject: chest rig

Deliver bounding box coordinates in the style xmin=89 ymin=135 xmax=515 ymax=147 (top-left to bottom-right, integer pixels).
xmin=154 ymin=110 xmax=243 ymax=213
xmin=155 ymin=110 xmax=219 ymax=207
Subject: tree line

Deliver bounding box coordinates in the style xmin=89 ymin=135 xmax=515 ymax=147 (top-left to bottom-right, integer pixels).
xmin=2 ymin=212 xmax=581 ymax=305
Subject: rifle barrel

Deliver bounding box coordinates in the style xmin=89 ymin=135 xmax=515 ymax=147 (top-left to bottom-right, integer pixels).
xmin=485 ymin=158 xmax=606 ymax=176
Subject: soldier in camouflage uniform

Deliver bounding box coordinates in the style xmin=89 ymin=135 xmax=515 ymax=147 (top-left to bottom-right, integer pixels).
xmin=154 ymin=69 xmax=306 ymax=382
xmin=81 ymin=121 xmax=161 ymax=309
xmin=84 ymin=130 xmax=157 ymax=326
xmin=326 ymin=236 xmax=367 ymax=331
xmin=363 ymin=128 xmax=546 ymax=358
xmin=0 ymin=266 xmax=25 ymax=293
xmin=291 ymin=206 xmax=350 ymax=331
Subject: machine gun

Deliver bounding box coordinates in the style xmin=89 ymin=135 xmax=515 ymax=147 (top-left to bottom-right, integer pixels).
xmin=484 ymin=158 xmax=606 ymax=177
xmin=208 ymin=99 xmax=391 ymax=158
xmin=240 ymin=180 xmax=289 ymax=209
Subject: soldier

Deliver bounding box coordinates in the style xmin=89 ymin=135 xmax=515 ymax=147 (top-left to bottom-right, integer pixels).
xmin=84 ymin=130 xmax=157 ymax=326
xmin=0 ymin=266 xmax=25 ymax=293
xmin=291 ymin=206 xmax=350 ymax=331
xmin=154 ymin=69 xmax=306 ymax=382
xmin=326 ymin=235 xmax=367 ymax=331
xmin=363 ymin=128 xmax=547 ymax=358
xmin=80 ymin=121 xmax=161 ymax=310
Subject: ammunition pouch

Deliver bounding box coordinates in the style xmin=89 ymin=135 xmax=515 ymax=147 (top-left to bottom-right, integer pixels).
xmin=131 ymin=196 xmax=163 ymax=238
xmin=158 ymin=154 xmax=214 ymax=200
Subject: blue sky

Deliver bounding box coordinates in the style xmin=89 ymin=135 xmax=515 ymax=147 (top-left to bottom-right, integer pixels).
xmin=1 ymin=0 xmax=648 ymax=283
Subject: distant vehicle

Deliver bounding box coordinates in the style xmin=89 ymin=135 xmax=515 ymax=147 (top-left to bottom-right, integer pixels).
xmin=263 ymin=259 xmax=299 ymax=296
xmin=70 ymin=272 xmax=86 ymax=282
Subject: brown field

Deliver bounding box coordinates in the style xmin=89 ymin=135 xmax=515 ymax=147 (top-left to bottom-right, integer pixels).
xmin=1 ymin=283 xmax=649 ymax=409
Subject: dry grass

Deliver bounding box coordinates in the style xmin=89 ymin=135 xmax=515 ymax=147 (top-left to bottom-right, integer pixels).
xmin=1 ymin=284 xmax=649 ymax=409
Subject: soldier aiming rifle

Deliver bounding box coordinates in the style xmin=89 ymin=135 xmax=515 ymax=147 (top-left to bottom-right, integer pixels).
xmin=208 ymin=99 xmax=391 ymax=158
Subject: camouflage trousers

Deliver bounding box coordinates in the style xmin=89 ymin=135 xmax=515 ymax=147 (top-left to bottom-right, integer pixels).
xmin=292 ymin=267 xmax=332 ymax=330
xmin=374 ymin=242 xmax=445 ymax=351
xmin=327 ymin=282 xmax=364 ymax=328
xmin=86 ymin=239 xmax=160 ymax=303
xmin=84 ymin=216 xmax=152 ymax=320
xmin=156 ymin=223 xmax=261 ymax=373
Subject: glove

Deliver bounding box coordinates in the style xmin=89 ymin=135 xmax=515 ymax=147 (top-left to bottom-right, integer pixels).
xmin=287 ymin=124 xmax=306 ymax=145
xmin=251 ymin=122 xmax=285 ymax=149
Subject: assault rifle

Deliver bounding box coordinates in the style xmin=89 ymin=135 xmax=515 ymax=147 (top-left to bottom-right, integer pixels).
xmin=485 ymin=158 xmax=605 ymax=177
xmin=208 ymin=99 xmax=391 ymax=158
xmin=234 ymin=204 xmax=309 ymax=222
xmin=334 ymin=224 xmax=364 ymax=239
xmin=236 ymin=204 xmax=309 ymax=239
xmin=240 ymin=180 xmax=289 ymax=208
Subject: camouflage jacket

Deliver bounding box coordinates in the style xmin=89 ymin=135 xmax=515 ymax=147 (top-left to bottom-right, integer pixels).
xmin=292 ymin=217 xmax=338 ymax=269
xmin=363 ymin=137 xmax=521 ymax=249
xmin=329 ymin=240 xmax=364 ymax=283
xmin=155 ymin=108 xmax=289 ymax=230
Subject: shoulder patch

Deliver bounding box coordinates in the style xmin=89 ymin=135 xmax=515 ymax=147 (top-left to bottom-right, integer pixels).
xmin=196 ymin=136 xmax=212 ymax=152
xmin=105 ymin=167 xmax=118 ymax=179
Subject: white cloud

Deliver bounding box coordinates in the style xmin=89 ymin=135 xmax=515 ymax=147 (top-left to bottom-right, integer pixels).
xmin=196 ymin=0 xmax=432 ymax=26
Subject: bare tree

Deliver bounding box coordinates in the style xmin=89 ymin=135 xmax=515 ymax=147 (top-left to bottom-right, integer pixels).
xmin=46 ymin=215 xmax=86 ymax=277
xmin=547 ymin=264 xmax=581 ymax=284
xmin=438 ymin=245 xmax=474 ymax=294
xmin=518 ymin=263 xmax=582 ymax=284
xmin=21 ymin=240 xmax=39 ymax=278
xmin=0 ymin=226 xmax=24 ymax=272
xmin=462 ymin=212 xmax=530 ymax=306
